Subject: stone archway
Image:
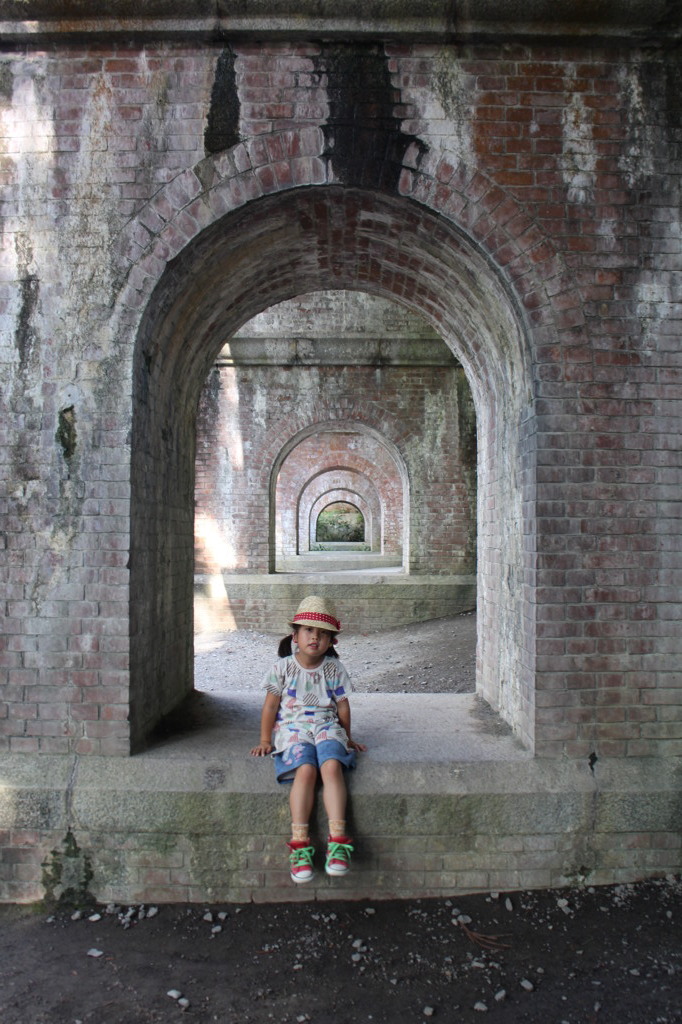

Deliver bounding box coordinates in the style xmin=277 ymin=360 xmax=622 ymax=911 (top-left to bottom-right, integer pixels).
xmin=130 ymin=185 xmax=533 ymax=751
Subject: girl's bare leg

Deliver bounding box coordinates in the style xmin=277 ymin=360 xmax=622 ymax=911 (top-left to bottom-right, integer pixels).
xmin=289 ymin=762 xmax=318 ymax=838
xmin=319 ymin=758 xmax=347 ymax=830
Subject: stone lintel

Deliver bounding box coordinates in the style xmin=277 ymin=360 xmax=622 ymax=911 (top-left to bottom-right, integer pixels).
xmin=0 ymin=1 xmax=679 ymax=42
xmin=218 ymin=337 xmax=460 ymax=367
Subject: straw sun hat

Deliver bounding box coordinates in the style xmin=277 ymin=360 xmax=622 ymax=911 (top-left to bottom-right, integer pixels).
xmin=288 ymin=595 xmax=342 ymax=633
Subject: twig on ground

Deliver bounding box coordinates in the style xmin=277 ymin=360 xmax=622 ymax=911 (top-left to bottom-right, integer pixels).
xmin=457 ymin=920 xmax=511 ymax=951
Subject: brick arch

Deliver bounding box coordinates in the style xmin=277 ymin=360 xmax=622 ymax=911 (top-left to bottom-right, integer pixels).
xmin=311 ymin=491 xmax=372 ymax=549
xmin=301 ymin=472 xmax=383 ymax=555
xmin=274 ymin=428 xmax=403 ymax=565
xmin=118 ymin=130 xmax=561 ymax=380
xmin=127 ymin=136 xmax=565 ymax=750
xmin=270 ymin=422 xmax=408 ymax=573
xmin=303 ymin=474 xmax=382 ymax=554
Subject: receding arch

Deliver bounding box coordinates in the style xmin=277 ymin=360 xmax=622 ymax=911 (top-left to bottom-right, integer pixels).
xmin=270 ymin=420 xmax=410 ymax=573
xmin=306 ymin=483 xmax=378 ymax=553
xmin=316 ymin=501 xmax=365 ymax=543
xmin=274 ymin=426 xmax=403 ymax=567
xmin=130 ymin=184 xmax=535 ymax=752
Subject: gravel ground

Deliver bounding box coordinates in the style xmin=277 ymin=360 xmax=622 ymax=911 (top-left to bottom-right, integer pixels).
xmin=194 ymin=612 xmax=477 ymax=695
xmin=1 ymin=877 xmax=681 ymax=1023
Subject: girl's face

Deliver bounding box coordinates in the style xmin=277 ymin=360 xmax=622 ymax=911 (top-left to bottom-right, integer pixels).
xmin=293 ymin=624 xmax=333 ymax=663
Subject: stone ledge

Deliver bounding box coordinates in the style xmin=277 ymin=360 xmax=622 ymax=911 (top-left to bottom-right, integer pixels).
xmin=195 ymin=573 xmax=477 ymax=632
xmin=0 ymin=0 xmax=679 ymax=41
xmin=1 ymin=734 xmax=680 ymax=904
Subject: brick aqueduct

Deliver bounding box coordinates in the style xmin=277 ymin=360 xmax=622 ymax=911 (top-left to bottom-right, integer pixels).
xmin=1 ymin=2 xmax=681 ymax=903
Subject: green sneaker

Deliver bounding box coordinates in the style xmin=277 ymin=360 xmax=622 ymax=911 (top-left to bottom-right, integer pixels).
xmin=287 ymin=841 xmax=315 ymax=883
xmin=325 ymin=837 xmax=354 ymax=876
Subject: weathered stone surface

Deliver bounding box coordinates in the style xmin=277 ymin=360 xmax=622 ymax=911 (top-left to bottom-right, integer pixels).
xmin=1 ymin=747 xmax=679 ymax=903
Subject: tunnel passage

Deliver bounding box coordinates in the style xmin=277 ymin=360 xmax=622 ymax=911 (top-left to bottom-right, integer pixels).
xmin=131 ymin=186 xmax=533 ymax=752
xmin=274 ymin=426 xmax=406 ymax=570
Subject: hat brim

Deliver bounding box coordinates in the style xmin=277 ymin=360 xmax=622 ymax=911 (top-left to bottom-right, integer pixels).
xmin=289 ymin=613 xmax=341 ymax=633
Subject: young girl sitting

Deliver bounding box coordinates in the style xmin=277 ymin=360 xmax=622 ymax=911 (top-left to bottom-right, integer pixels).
xmin=250 ymin=595 xmax=366 ymax=883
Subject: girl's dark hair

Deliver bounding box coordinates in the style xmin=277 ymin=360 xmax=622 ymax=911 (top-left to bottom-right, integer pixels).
xmin=278 ymin=627 xmax=339 ymax=659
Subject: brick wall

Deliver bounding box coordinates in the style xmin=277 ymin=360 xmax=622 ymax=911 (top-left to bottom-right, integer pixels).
xmin=0 ymin=34 xmax=680 ymax=763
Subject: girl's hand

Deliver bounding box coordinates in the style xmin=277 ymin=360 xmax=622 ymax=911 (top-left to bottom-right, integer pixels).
xmin=348 ymin=739 xmax=367 ymax=752
xmin=250 ymin=742 xmax=273 ymax=756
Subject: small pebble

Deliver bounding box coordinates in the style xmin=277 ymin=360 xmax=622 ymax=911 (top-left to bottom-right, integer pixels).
xmin=167 ymin=990 xmax=182 ymax=1000
xmin=520 ymin=978 xmax=535 ymax=991
xmin=505 ymin=897 xmax=514 ymax=912
xmin=88 ymin=913 xmax=101 ymax=922
xmin=86 ymin=948 xmax=103 ymax=958
xmin=423 ymin=1007 xmax=435 ymax=1017
xmin=178 ymin=997 xmax=190 ymax=1010
xmin=494 ymin=989 xmax=506 ymax=1002
xmin=473 ymin=1002 xmax=488 ymax=1012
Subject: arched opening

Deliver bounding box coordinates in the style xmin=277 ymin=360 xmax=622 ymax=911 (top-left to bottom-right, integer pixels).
xmin=131 ymin=186 xmax=533 ymax=753
xmin=271 ymin=420 xmax=408 ymax=572
xmin=195 ymin=289 xmax=461 ymax=577
xmin=307 ymin=486 xmax=376 ymax=553
xmin=316 ymin=501 xmax=365 ymax=543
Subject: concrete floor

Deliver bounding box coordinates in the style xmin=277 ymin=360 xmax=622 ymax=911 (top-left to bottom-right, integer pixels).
xmin=144 ymin=691 xmax=532 ymax=764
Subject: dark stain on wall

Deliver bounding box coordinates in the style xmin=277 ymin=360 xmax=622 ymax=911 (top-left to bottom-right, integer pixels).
xmin=664 ymin=50 xmax=682 ymax=136
xmin=205 ymin=46 xmax=240 ymax=155
xmin=0 ymin=61 xmax=13 ymax=101
xmin=56 ymin=406 xmax=77 ymax=464
xmin=15 ymin=273 xmax=39 ymax=370
xmin=317 ymin=42 xmax=426 ymax=192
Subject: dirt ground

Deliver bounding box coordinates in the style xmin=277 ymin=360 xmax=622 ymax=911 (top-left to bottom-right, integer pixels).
xmin=1 ymin=878 xmax=680 ymax=1024
xmin=193 ymin=612 xmax=478 ymax=696
xmin=3 ymin=616 xmax=680 ymax=1023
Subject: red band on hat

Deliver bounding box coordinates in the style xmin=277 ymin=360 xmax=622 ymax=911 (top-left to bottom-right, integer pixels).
xmin=292 ymin=611 xmax=341 ymax=631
